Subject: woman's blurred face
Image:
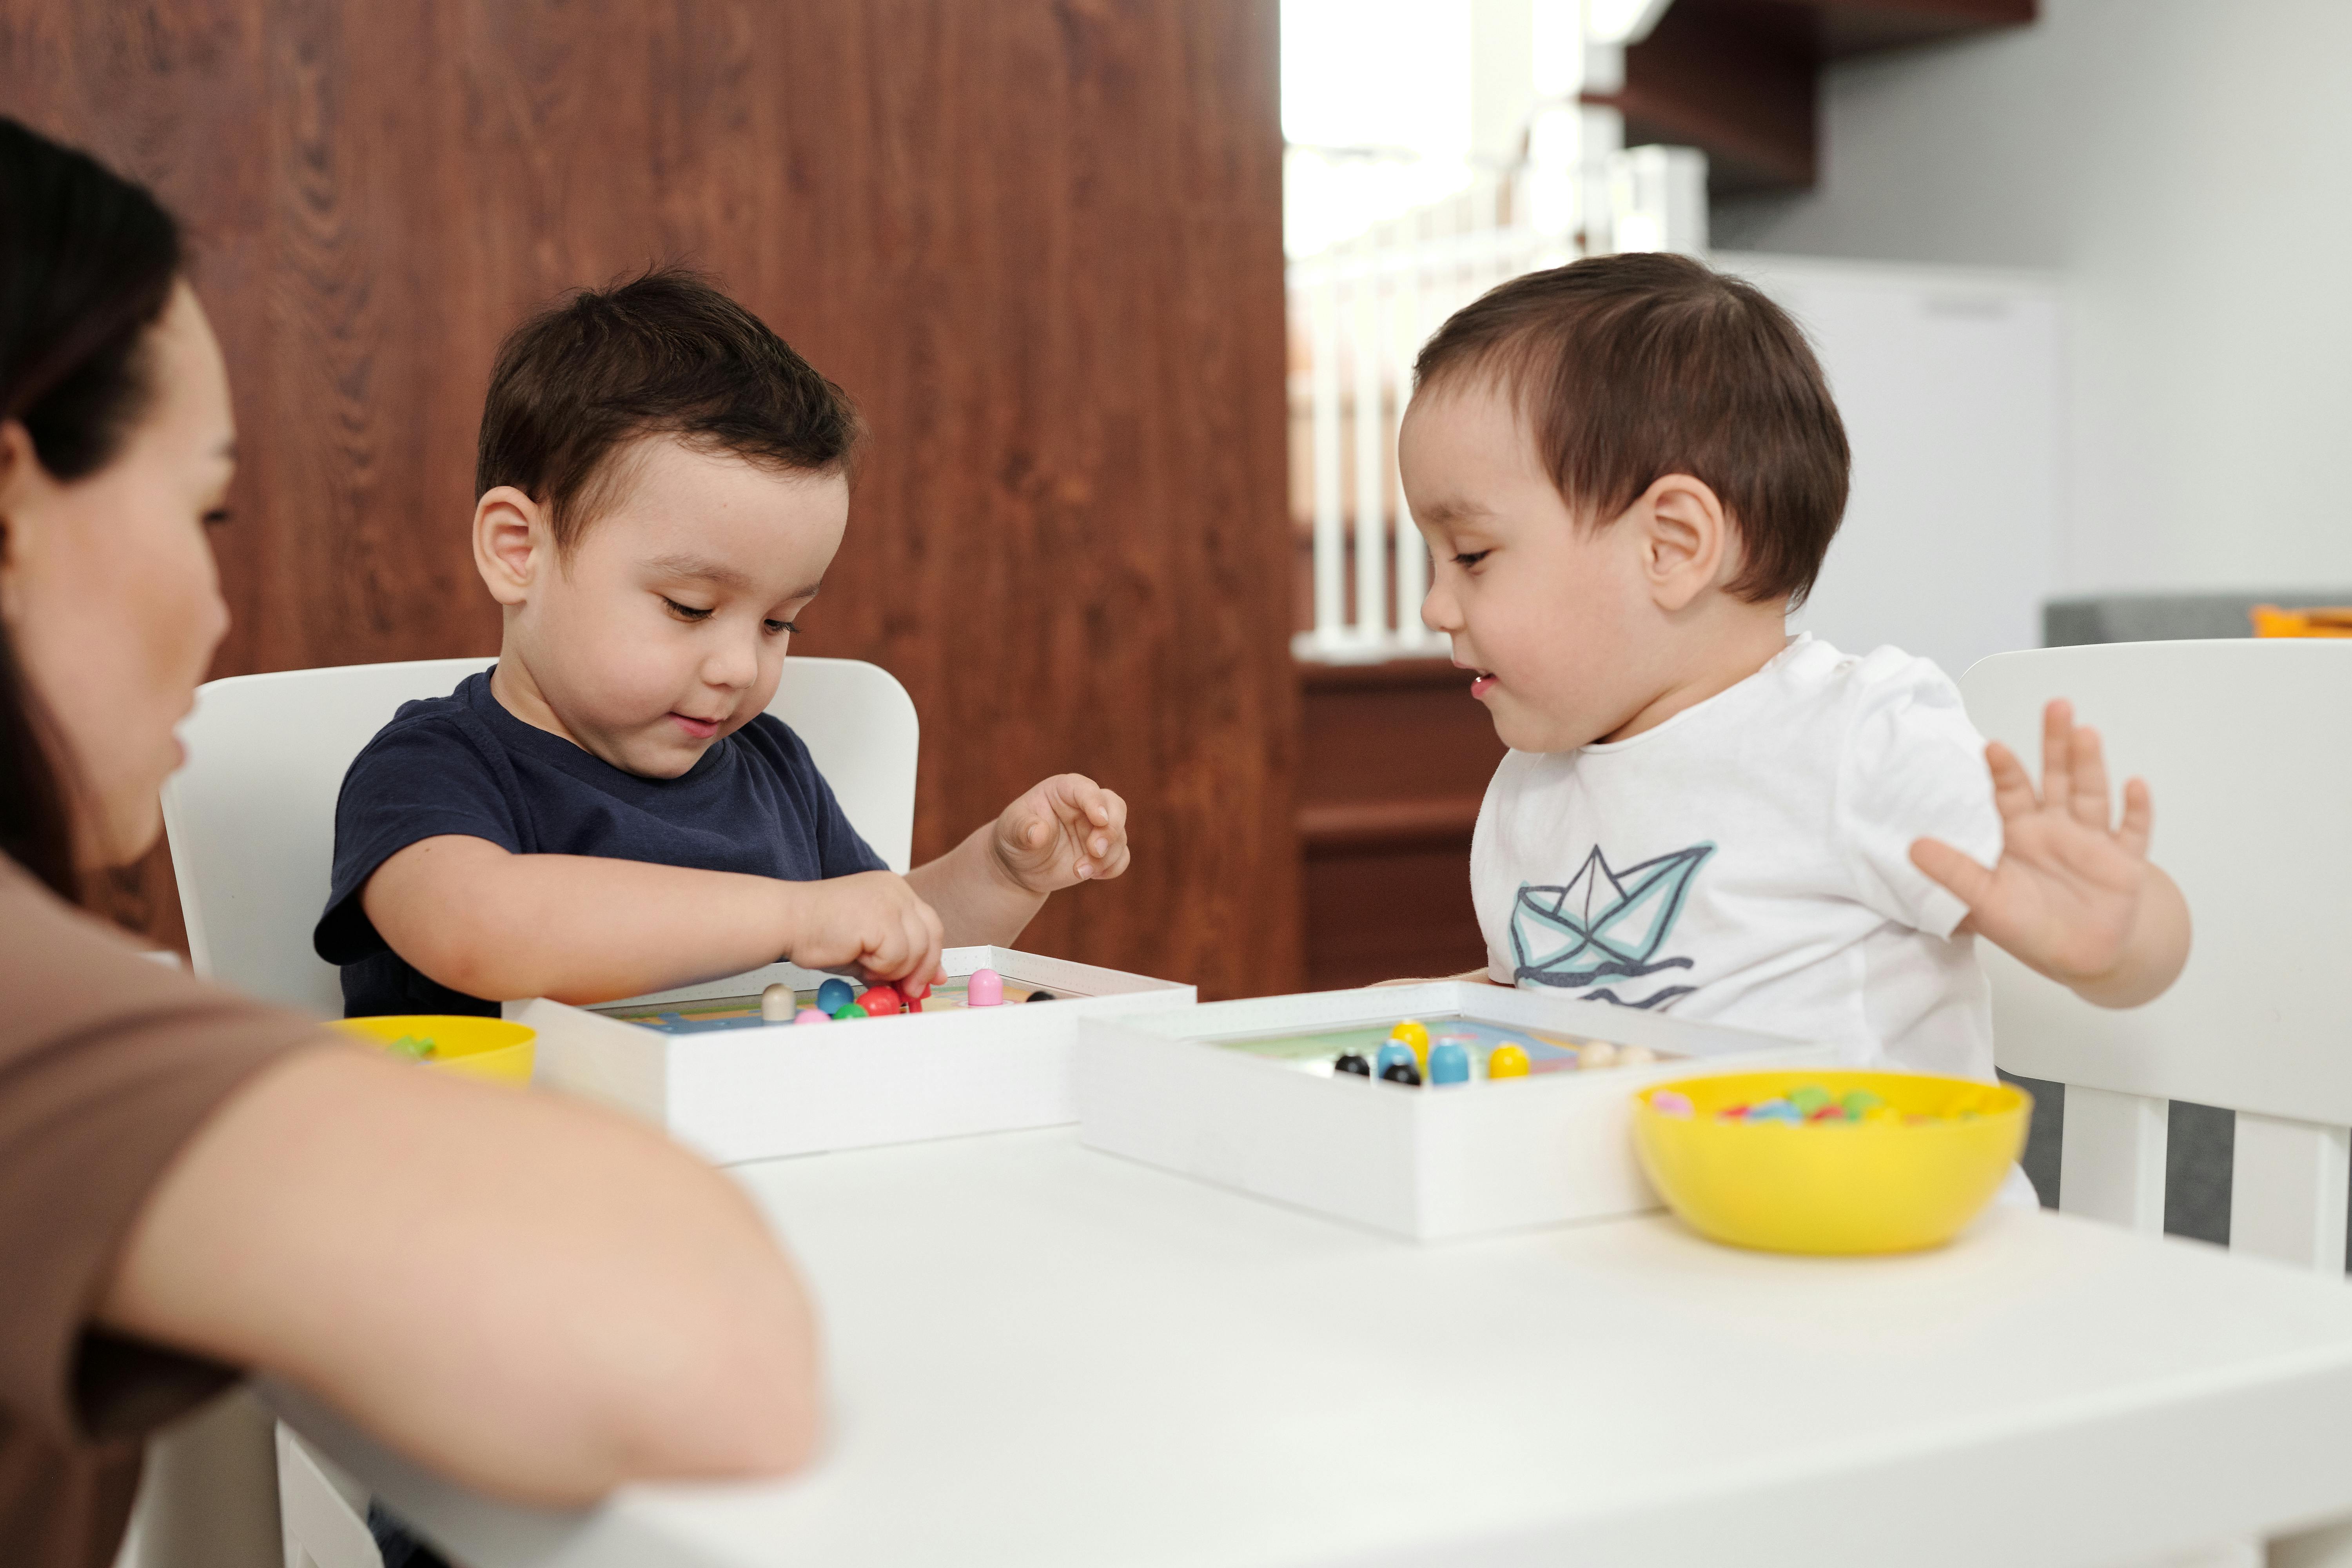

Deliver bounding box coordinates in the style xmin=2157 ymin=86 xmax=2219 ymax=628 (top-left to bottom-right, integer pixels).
xmin=0 ymin=282 xmax=234 ymax=869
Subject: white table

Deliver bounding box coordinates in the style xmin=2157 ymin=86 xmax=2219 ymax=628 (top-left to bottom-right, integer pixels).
xmin=284 ymin=1129 xmax=2352 ymax=1567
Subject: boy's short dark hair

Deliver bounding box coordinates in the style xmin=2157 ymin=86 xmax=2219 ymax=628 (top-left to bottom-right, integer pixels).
xmin=477 ymin=267 xmax=864 ymax=552
xmin=1413 ymin=252 xmax=1848 ymax=606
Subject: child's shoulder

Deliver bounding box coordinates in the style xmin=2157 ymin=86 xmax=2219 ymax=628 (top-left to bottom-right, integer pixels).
xmin=1768 ymin=635 xmax=1965 ymax=719
xmin=344 ymin=671 xmax=508 ymax=780
xmin=1738 ymin=636 xmax=1975 ymax=769
xmin=728 ymin=711 xmax=819 ymax=771
xmin=1758 ymin=638 xmax=1980 ymax=781
xmin=720 ymin=713 xmax=841 ymax=801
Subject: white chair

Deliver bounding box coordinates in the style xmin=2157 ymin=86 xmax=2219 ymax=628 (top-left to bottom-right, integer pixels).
xmin=154 ymin=653 xmax=920 ymax=1568
xmin=161 ymin=654 xmax=920 ymax=1014
xmin=273 ymin=1421 xmax=381 ymax=1568
xmin=1966 ymin=641 xmax=2352 ymax=1568
xmin=1960 ymin=640 xmax=2352 ymax=1272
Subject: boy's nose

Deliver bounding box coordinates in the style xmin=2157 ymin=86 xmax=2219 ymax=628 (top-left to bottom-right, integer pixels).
xmin=702 ymin=633 xmax=760 ymax=690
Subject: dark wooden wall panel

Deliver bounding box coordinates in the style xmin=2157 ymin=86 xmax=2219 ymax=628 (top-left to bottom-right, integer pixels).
xmin=2 ymin=0 xmax=1302 ymax=1000
xmin=1297 ymin=660 xmax=1502 ymax=991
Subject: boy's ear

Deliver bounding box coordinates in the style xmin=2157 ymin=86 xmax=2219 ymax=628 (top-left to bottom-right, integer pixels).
xmin=473 ymin=485 xmax=548 ymax=606
xmin=1632 ymin=472 xmax=1733 ymax=613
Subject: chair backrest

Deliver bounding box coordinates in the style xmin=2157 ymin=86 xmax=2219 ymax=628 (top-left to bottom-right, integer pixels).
xmin=160 ymin=656 xmax=919 ymax=1018
xmin=1960 ymin=640 xmax=2352 ymax=1270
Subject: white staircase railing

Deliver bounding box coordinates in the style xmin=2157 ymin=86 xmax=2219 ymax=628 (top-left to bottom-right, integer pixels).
xmin=1287 ymin=138 xmax=1707 ymax=664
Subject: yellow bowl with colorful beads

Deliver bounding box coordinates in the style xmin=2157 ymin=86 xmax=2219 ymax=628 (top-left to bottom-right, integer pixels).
xmin=1631 ymin=1070 xmax=2029 ymax=1255
xmin=333 ymin=1015 xmax=537 ymax=1086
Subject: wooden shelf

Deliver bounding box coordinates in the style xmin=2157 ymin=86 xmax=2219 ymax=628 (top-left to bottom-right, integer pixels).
xmin=1299 ymin=795 xmax=1486 ymax=853
xmin=1593 ymin=0 xmax=2039 ymax=197
xmin=1294 ymin=658 xmax=1504 ymax=989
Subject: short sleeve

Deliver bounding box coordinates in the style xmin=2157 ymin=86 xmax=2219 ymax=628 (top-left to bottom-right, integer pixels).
xmin=744 ymin=717 xmax=889 ymax=878
xmin=812 ymin=771 xmax=887 ymax=878
xmin=0 ymin=861 xmax=325 ymax=1450
xmin=1835 ymin=655 xmax=2002 ymax=937
xmin=313 ymin=716 xmax=524 ymax=964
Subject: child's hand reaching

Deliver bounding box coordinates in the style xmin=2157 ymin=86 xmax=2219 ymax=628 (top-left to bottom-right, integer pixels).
xmin=780 ymin=870 xmax=946 ymax=988
xmin=989 ymin=773 xmax=1131 ymax=894
xmin=1909 ymin=699 xmax=2189 ymax=1009
xmin=902 ymin=773 xmax=1130 ymax=949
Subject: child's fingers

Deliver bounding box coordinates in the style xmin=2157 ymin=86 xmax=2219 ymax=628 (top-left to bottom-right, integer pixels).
xmin=1082 ymin=789 xmax=1130 ymax=861
xmin=2038 ymin=699 xmax=2075 ymax=813
xmin=1985 ymin=740 xmax=2039 ymax=819
xmin=1056 ymin=772 xmax=1118 ymax=828
xmin=871 ymin=909 xmax=936 ymax=984
xmin=905 ymin=908 xmax=940 ymax=986
xmin=2069 ymin=724 xmax=2114 ymax=830
xmin=1039 ymin=772 xmax=1099 ymax=822
xmin=1910 ymin=836 xmax=1995 ymax=909
xmin=908 ymin=888 xmax=943 ymax=975
xmin=2118 ymin=777 xmax=2154 ymax=859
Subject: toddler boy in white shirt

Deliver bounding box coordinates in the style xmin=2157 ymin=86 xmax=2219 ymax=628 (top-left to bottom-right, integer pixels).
xmin=1397 ymin=253 xmax=2189 ymax=1078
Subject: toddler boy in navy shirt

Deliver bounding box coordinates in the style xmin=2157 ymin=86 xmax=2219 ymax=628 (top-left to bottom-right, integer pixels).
xmin=316 ymin=270 xmax=1130 ymax=1017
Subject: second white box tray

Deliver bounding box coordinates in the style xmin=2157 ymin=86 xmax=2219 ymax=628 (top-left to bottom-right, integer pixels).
xmin=1080 ymin=982 xmax=1833 ymax=1240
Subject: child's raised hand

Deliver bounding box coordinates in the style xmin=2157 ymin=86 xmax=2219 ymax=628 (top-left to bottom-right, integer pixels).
xmin=989 ymin=773 xmax=1131 ymax=894
xmin=1909 ymin=699 xmax=2181 ymax=1002
xmin=780 ymin=870 xmax=945 ymax=987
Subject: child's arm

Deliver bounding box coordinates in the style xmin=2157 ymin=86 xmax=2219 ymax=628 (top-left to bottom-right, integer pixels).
xmin=1910 ymin=700 xmax=2191 ymax=1009
xmin=363 ymin=836 xmax=944 ymax=1005
xmin=1374 ymin=968 xmax=1504 ymax=987
xmin=903 ymin=773 xmax=1129 ymax=947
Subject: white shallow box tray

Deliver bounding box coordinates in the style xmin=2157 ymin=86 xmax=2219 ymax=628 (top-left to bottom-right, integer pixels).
xmin=512 ymin=945 xmax=1193 ymax=1164
xmin=1078 ymin=982 xmax=1833 ymax=1241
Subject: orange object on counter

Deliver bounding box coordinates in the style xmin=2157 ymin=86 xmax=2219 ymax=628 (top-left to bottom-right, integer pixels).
xmin=2250 ymin=604 xmax=2352 ymax=638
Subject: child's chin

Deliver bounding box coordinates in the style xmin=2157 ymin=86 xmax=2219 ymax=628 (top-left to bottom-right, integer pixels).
xmin=615 ymin=735 xmax=710 ymax=780
xmin=1491 ymin=710 xmax=1579 ymax=755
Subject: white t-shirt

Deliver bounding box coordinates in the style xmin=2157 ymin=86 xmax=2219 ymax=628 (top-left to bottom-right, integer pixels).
xmin=1470 ymin=634 xmax=2005 ymax=1079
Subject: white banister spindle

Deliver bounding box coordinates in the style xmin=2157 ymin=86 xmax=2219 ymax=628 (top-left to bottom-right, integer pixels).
xmin=1390 ymin=267 xmax=1428 ymax=648
xmin=1285 ymin=127 xmax=1708 ymax=663
xmin=2230 ymin=1112 xmax=2350 ymax=1272
xmin=1309 ymin=261 xmax=1344 ymax=647
xmin=1351 ymin=266 xmax=1387 ymax=644
xmin=2060 ymin=1085 xmax=2169 ymax=1232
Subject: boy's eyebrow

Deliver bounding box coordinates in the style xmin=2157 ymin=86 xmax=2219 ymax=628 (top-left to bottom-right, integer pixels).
xmin=644 ymin=552 xmax=825 ymax=602
xmin=1412 ymin=496 xmax=1495 ymax=527
xmin=644 ymin=552 xmax=751 ymax=590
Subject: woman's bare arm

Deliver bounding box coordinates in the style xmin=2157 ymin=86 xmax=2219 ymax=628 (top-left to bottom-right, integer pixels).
xmin=96 ymin=1047 xmax=820 ymax=1505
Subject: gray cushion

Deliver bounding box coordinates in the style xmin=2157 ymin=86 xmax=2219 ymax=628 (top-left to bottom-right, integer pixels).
xmin=2044 ymin=592 xmax=2352 ymax=647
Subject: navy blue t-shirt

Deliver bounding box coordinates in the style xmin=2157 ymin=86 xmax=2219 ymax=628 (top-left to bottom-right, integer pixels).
xmin=314 ymin=670 xmax=886 ymax=1018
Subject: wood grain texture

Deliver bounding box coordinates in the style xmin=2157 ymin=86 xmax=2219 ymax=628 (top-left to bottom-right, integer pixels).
xmin=2 ymin=0 xmax=1301 ymax=999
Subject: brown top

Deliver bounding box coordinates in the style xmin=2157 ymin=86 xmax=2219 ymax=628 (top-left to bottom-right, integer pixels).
xmin=0 ymin=857 xmax=323 ymax=1568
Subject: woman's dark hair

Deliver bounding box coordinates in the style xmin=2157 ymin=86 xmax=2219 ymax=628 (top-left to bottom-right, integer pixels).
xmin=0 ymin=118 xmax=183 ymax=899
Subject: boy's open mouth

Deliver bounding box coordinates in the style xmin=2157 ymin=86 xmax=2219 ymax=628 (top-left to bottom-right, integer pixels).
xmin=1463 ymin=667 xmax=1498 ymax=699
xmin=669 ymin=711 xmax=724 ymax=740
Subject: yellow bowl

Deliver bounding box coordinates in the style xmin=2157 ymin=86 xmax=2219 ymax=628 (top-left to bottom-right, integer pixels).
xmin=334 ymin=1015 xmax=536 ymax=1087
xmin=1631 ymin=1070 xmax=2029 ymax=1255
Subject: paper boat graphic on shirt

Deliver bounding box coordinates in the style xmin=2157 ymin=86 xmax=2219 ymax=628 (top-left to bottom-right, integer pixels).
xmin=1509 ymin=842 xmax=1714 ymax=1009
